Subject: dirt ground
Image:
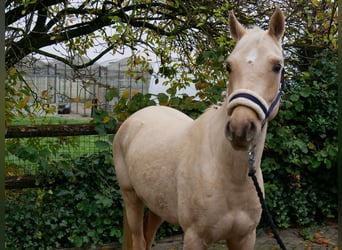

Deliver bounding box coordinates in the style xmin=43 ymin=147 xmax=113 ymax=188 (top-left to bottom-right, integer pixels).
xmin=151 ymin=222 xmax=338 ymax=250
xmin=99 ymin=222 xmax=338 ymax=249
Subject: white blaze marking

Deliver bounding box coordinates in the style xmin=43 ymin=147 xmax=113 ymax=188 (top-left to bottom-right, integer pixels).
xmin=246 ymin=49 xmax=258 ymax=64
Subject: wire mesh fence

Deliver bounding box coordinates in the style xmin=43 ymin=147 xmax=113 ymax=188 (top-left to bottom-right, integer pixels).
xmin=5 ymin=125 xmax=114 ymax=176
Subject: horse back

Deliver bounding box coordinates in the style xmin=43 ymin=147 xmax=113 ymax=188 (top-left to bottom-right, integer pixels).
xmin=113 ymin=105 xmax=193 ymax=223
xmin=114 ymin=106 xmax=193 ymax=152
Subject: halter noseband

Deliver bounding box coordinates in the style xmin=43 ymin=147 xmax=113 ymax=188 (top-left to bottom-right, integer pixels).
xmin=227 ymin=68 xmax=285 ymax=129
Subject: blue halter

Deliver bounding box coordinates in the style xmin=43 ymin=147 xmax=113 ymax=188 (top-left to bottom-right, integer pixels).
xmin=228 ymin=68 xmax=285 ymax=129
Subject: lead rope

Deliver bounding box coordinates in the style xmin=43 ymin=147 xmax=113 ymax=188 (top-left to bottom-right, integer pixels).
xmin=248 ymin=145 xmax=287 ymax=250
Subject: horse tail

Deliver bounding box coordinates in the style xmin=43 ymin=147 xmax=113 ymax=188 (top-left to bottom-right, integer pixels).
xmin=122 ymin=209 xmax=133 ymax=250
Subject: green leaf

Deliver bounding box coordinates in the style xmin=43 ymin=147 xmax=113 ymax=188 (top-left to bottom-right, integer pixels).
xmin=95 ymin=194 xmax=113 ymax=207
xmin=105 ymin=88 xmax=120 ymax=101
xmin=289 ymin=94 xmax=300 ymax=102
xmin=300 ymin=86 xmax=312 ymax=98
xmin=157 ymin=93 xmax=169 ymax=105
xmin=302 ymin=71 xmax=310 ymax=78
xmin=94 ymin=124 xmax=106 ymax=136
xmin=95 ymin=140 xmax=110 ymax=149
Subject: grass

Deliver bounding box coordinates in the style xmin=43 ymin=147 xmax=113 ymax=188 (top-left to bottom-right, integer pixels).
xmin=11 ymin=115 xmax=91 ymax=126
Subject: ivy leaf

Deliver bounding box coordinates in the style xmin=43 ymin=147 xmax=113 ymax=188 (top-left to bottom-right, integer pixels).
xmin=289 ymin=94 xmax=299 ymax=102
xmin=95 ymin=140 xmax=110 ymax=149
xmin=300 ymin=87 xmax=312 ymax=98
xmin=96 ymin=125 xmax=107 ymax=136
xmin=95 ymin=194 xmax=113 ymax=207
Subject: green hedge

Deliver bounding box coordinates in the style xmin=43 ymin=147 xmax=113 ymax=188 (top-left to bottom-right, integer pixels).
xmin=5 ymin=153 xmax=124 ymax=249
xmin=262 ymin=48 xmax=338 ymax=227
xmin=5 ymin=152 xmax=180 ymax=249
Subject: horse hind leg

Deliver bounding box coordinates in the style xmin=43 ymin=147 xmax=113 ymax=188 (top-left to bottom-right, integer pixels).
xmin=122 ymin=189 xmax=146 ymax=250
xmin=144 ymin=210 xmax=163 ymax=249
xmin=122 ymin=195 xmax=163 ymax=250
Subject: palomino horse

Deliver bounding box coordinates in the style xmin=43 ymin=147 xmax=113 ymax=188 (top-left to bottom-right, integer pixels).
xmin=113 ymin=7 xmax=285 ymax=250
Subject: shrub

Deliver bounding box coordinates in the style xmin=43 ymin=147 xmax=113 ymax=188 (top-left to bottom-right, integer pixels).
xmin=5 ymin=152 xmax=123 ymax=249
xmin=5 ymin=151 xmax=181 ymax=249
xmin=262 ymin=48 xmax=338 ymax=227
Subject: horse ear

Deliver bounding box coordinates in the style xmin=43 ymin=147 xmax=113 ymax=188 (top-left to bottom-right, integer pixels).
xmin=268 ymin=7 xmax=285 ymax=41
xmin=229 ymin=11 xmax=246 ymax=41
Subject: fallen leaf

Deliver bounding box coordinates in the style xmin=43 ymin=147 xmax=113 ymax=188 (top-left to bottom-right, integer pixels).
xmin=313 ymin=232 xmax=324 ymax=239
xmin=313 ymin=238 xmax=331 ymax=245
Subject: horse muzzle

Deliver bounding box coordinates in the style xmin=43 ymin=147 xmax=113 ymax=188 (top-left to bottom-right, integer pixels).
xmin=225 ymin=89 xmax=268 ymax=150
xmin=225 ymin=107 xmax=260 ymax=151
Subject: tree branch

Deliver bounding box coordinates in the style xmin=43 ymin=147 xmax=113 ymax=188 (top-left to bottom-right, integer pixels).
xmin=6 ymin=1 xmax=194 ymax=68
xmin=35 ymin=44 xmax=116 ymax=69
xmin=5 ymin=0 xmax=63 ymax=26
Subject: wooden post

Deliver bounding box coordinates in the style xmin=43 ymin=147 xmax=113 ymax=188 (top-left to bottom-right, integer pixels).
xmin=0 ymin=0 xmax=6 ymax=247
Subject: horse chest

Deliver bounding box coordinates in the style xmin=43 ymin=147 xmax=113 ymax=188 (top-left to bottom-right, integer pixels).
xmin=179 ymin=181 xmax=262 ymax=241
xmin=211 ymin=208 xmax=261 ymax=241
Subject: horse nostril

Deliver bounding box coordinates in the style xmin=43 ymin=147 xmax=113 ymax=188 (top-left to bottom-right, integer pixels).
xmin=225 ymin=121 xmax=233 ymax=141
xmin=225 ymin=120 xmax=258 ymax=143
xmin=246 ymin=121 xmax=257 ymax=142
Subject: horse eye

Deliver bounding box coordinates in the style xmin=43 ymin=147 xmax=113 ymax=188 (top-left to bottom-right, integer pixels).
xmin=225 ymin=63 xmax=232 ymax=73
xmin=272 ymin=63 xmax=282 ymax=73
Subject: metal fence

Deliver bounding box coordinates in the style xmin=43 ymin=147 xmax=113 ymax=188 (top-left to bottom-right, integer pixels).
xmin=17 ymin=57 xmax=152 ymax=116
xmin=5 ymin=124 xmax=114 ymax=176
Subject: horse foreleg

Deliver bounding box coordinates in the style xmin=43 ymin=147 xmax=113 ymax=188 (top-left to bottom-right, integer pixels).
xmin=144 ymin=210 xmax=163 ymax=249
xmin=122 ymin=190 xmax=146 ymax=250
xmin=183 ymin=229 xmax=208 ymax=250
xmin=226 ymin=230 xmax=256 ymax=250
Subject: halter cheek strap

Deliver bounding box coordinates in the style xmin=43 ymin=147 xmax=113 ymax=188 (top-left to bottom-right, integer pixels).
xmin=227 ymin=68 xmax=285 ymax=129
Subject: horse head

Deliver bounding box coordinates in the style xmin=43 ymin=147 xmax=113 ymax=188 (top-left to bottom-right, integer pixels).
xmin=225 ymin=7 xmax=285 ymax=151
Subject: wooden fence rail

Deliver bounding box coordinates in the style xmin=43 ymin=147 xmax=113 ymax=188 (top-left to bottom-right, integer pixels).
xmin=5 ymin=175 xmax=55 ymax=189
xmin=5 ymin=123 xmax=117 ymax=138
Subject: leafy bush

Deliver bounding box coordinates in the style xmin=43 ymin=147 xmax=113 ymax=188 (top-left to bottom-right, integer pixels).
xmin=262 ymin=48 xmax=338 ymax=227
xmin=5 ymin=151 xmax=182 ymax=249
xmin=5 ymin=152 xmax=123 ymax=249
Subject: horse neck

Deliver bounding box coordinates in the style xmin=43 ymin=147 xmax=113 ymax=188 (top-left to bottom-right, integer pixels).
xmin=196 ymin=105 xmax=267 ymax=182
